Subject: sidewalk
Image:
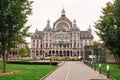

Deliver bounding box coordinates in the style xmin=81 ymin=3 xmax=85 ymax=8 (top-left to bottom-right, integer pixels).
xmin=43 ymin=61 xmax=108 ymax=80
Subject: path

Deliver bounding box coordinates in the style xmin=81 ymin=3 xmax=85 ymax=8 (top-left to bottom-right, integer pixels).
xmin=43 ymin=61 xmax=108 ymax=80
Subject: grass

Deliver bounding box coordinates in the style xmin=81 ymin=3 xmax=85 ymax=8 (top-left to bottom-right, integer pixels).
xmin=0 ymin=60 xmax=57 ymax=80
xmin=93 ymin=63 xmax=120 ymax=80
xmin=8 ymin=58 xmax=38 ymax=61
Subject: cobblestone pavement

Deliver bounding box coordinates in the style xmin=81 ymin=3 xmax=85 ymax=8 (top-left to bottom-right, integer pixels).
xmin=43 ymin=61 xmax=108 ymax=80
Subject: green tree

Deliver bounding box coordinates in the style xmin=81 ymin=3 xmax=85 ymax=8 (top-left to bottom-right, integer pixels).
xmin=92 ymin=41 xmax=99 ymax=60
xmin=94 ymin=0 xmax=120 ymax=68
xmin=0 ymin=44 xmax=2 ymax=56
xmin=93 ymin=41 xmax=99 ymax=46
xmin=18 ymin=48 xmax=28 ymax=58
xmin=0 ymin=0 xmax=33 ymax=72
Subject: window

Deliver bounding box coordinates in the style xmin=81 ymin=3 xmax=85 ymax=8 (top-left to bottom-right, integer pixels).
xmin=33 ymin=44 xmax=35 ymax=48
xmin=49 ymin=43 xmax=51 ymax=48
xmin=46 ymin=43 xmax=48 ymax=48
xmin=74 ymin=43 xmax=76 ymax=48
xmin=77 ymin=43 xmax=79 ymax=47
xmin=85 ymin=35 xmax=87 ymax=37
xmin=85 ymin=40 xmax=87 ymax=45
xmin=89 ymin=40 xmax=91 ymax=45
xmin=40 ymin=44 xmax=42 ymax=48
xmin=37 ymin=35 xmax=39 ymax=38
xmin=37 ymin=40 xmax=39 ymax=43
xmin=36 ymin=44 xmax=39 ymax=48
xmin=33 ymin=40 xmax=35 ymax=43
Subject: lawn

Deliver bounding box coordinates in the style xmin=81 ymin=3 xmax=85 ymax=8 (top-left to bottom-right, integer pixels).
xmin=0 ymin=61 xmax=57 ymax=80
xmin=93 ymin=63 xmax=120 ymax=80
xmin=8 ymin=58 xmax=38 ymax=61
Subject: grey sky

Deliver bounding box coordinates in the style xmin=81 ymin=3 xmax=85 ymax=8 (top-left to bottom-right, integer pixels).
xmin=27 ymin=0 xmax=113 ymax=41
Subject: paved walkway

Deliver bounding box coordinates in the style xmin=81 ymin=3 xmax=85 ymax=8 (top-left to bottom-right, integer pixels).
xmin=43 ymin=61 xmax=108 ymax=80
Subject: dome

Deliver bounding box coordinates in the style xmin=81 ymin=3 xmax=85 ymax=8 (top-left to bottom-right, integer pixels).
xmin=44 ymin=26 xmax=52 ymax=31
xmin=56 ymin=26 xmax=66 ymax=31
xmin=70 ymin=19 xmax=80 ymax=31
xmin=53 ymin=9 xmax=72 ymax=30
xmin=43 ymin=20 xmax=52 ymax=31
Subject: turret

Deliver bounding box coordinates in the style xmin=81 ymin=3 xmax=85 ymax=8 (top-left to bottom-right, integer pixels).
xmin=61 ymin=8 xmax=66 ymax=16
xmin=88 ymin=25 xmax=92 ymax=33
xmin=70 ymin=19 xmax=80 ymax=31
xmin=43 ymin=19 xmax=52 ymax=31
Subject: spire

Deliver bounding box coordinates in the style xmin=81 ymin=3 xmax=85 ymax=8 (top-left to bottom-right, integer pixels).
xmin=35 ymin=28 xmax=38 ymax=33
xmin=88 ymin=25 xmax=92 ymax=33
xmin=47 ymin=19 xmax=50 ymax=26
xmin=61 ymin=8 xmax=65 ymax=16
xmin=43 ymin=19 xmax=52 ymax=31
xmin=89 ymin=25 xmax=91 ymax=29
xmin=70 ymin=19 xmax=80 ymax=31
xmin=73 ymin=19 xmax=76 ymax=26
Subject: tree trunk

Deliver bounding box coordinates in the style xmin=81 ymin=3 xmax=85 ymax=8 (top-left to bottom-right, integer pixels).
xmin=115 ymin=55 xmax=120 ymax=69
xmin=6 ymin=44 xmax=11 ymax=62
xmin=118 ymin=55 xmax=120 ymax=69
xmin=2 ymin=48 xmax=6 ymax=73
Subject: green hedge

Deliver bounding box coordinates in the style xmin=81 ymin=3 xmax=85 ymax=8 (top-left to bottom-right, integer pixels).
xmin=7 ymin=61 xmax=58 ymax=66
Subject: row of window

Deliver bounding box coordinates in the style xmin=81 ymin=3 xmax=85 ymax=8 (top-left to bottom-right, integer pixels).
xmin=32 ymin=43 xmax=81 ymax=48
xmin=32 ymin=32 xmax=93 ymax=39
xmin=80 ymin=34 xmax=92 ymax=38
xmin=32 ymin=39 xmax=92 ymax=48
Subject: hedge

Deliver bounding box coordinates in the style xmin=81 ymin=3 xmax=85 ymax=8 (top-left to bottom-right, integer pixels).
xmin=7 ymin=61 xmax=58 ymax=66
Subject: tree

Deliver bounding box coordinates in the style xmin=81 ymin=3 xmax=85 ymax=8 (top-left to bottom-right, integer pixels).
xmin=93 ymin=41 xmax=99 ymax=46
xmin=0 ymin=44 xmax=2 ymax=57
xmin=18 ymin=48 xmax=28 ymax=59
xmin=92 ymin=41 xmax=99 ymax=60
xmin=94 ymin=0 xmax=120 ymax=68
xmin=0 ymin=0 xmax=33 ymax=72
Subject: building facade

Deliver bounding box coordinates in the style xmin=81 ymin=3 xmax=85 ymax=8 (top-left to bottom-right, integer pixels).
xmin=30 ymin=9 xmax=94 ymax=58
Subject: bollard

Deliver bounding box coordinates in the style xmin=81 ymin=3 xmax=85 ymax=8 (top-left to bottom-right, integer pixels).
xmin=87 ymin=61 xmax=90 ymax=66
xmin=107 ymin=65 xmax=110 ymax=78
xmin=89 ymin=61 xmax=91 ymax=66
xmin=91 ymin=61 xmax=93 ymax=68
xmin=99 ymin=64 xmax=101 ymax=74
xmin=50 ymin=57 xmax=52 ymax=65
xmin=94 ymin=64 xmax=96 ymax=70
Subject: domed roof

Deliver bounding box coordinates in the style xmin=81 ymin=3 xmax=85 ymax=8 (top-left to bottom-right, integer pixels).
xmin=56 ymin=26 xmax=66 ymax=32
xmin=70 ymin=19 xmax=80 ymax=31
xmin=53 ymin=9 xmax=72 ymax=29
xmin=43 ymin=20 xmax=52 ymax=31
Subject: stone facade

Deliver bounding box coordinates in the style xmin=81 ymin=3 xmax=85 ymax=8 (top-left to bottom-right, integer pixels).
xmin=30 ymin=9 xmax=94 ymax=58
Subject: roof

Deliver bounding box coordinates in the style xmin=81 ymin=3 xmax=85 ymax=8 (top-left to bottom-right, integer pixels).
xmin=43 ymin=20 xmax=53 ymax=31
xmin=53 ymin=16 xmax=72 ymax=28
xmin=80 ymin=31 xmax=93 ymax=39
xmin=31 ymin=31 xmax=43 ymax=39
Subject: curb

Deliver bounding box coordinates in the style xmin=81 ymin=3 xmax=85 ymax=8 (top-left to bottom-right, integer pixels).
xmin=90 ymin=66 xmax=116 ymax=80
xmin=40 ymin=61 xmax=65 ymax=80
xmin=84 ymin=63 xmax=115 ymax=80
xmin=101 ymin=72 xmax=116 ymax=80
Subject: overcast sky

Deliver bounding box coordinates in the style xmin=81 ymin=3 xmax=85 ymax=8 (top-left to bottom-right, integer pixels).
xmin=27 ymin=0 xmax=113 ymax=41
